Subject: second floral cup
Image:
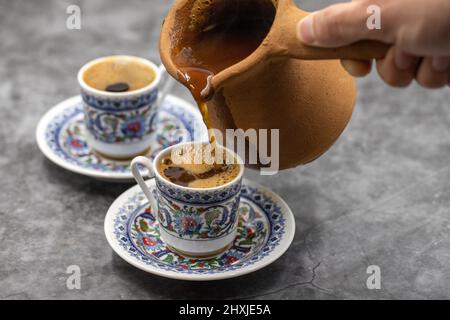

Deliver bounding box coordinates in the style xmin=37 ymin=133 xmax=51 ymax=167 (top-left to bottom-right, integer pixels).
xmin=78 ymin=55 xmax=173 ymax=159
xmin=131 ymin=142 xmax=244 ymax=258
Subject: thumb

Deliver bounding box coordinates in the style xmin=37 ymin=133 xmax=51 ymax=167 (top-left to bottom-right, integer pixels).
xmin=297 ymin=1 xmax=386 ymax=47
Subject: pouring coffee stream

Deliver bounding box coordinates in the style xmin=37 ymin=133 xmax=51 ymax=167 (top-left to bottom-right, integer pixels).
xmin=161 ymin=0 xmax=390 ymax=169
xmin=171 ymin=0 xmax=276 ymax=142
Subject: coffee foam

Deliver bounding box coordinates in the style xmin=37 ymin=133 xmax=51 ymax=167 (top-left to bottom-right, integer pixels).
xmin=188 ymin=165 xmax=240 ymax=188
xmin=83 ymin=57 xmax=156 ymax=92
xmin=171 ymin=144 xmax=234 ymax=167
xmin=159 ymin=144 xmax=240 ymax=188
xmin=188 ymin=0 xmax=215 ymax=32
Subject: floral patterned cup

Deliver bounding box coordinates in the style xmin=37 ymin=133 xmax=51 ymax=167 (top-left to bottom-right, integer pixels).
xmin=78 ymin=55 xmax=173 ymax=159
xmin=131 ymin=142 xmax=244 ymax=258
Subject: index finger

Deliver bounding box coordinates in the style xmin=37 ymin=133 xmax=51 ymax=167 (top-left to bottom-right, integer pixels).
xmin=297 ymin=0 xmax=391 ymax=47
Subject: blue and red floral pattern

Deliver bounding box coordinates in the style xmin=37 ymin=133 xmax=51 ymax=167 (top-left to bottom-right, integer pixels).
xmin=81 ymin=89 xmax=158 ymax=144
xmin=152 ymin=161 xmax=242 ymax=242
xmin=157 ymin=193 xmax=240 ymax=240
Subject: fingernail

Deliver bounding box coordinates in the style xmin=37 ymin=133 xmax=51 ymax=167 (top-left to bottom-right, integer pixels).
xmin=432 ymin=57 xmax=450 ymax=72
xmin=297 ymin=16 xmax=316 ymax=44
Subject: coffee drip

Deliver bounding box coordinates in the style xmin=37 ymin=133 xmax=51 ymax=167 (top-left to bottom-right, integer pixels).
xmin=172 ymin=0 xmax=277 ymax=139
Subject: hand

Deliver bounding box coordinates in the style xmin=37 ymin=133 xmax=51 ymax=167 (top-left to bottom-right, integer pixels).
xmin=297 ymin=0 xmax=450 ymax=88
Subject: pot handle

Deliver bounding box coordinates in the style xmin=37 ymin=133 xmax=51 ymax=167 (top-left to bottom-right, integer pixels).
xmin=273 ymin=0 xmax=389 ymax=60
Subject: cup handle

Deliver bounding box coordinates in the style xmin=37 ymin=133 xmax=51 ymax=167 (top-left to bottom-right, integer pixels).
xmin=131 ymin=156 xmax=158 ymax=214
xmin=155 ymin=65 xmax=175 ymax=107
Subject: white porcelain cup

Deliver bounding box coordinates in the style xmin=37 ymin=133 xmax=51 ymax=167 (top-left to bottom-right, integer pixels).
xmin=131 ymin=142 xmax=244 ymax=258
xmin=78 ymin=55 xmax=174 ymax=159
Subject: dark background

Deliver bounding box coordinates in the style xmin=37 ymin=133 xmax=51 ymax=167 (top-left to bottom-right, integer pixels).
xmin=0 ymin=0 xmax=449 ymax=299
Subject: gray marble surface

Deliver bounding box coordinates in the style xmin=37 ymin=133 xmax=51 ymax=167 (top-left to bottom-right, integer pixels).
xmin=0 ymin=0 xmax=449 ymax=300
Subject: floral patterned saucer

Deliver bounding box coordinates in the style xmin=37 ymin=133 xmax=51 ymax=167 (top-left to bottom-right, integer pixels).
xmin=104 ymin=179 xmax=295 ymax=281
xmin=36 ymin=95 xmax=207 ymax=182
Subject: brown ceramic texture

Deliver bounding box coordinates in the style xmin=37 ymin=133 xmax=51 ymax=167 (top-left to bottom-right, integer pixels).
xmin=160 ymin=0 xmax=388 ymax=170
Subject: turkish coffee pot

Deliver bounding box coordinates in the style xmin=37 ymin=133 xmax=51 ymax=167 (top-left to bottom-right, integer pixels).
xmin=160 ymin=0 xmax=388 ymax=169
